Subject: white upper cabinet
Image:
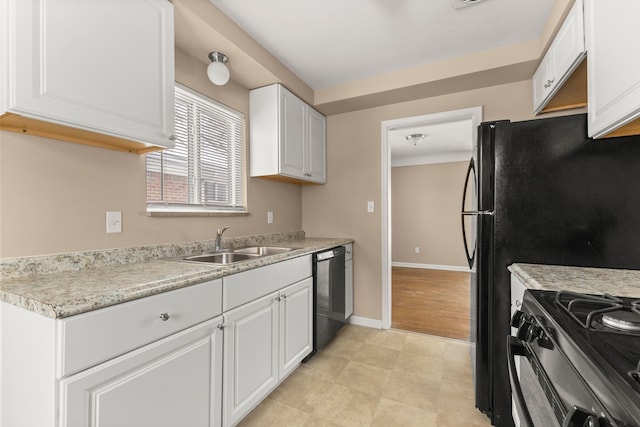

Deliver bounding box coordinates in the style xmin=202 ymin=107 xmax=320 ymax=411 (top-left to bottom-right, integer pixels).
xmin=585 ymin=0 xmax=640 ymax=138
xmin=0 ymin=0 xmax=175 ymax=152
xmin=250 ymin=84 xmax=327 ymax=184
xmin=533 ymin=0 xmax=585 ymax=114
xmin=306 ymin=107 xmax=328 ymax=182
xmin=280 ymin=88 xmax=307 ymax=178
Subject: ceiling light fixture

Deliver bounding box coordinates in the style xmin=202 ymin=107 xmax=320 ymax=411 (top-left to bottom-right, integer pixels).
xmin=406 ymin=133 xmax=426 ymax=146
xmin=452 ymin=0 xmax=487 ymax=9
xmin=207 ymin=52 xmax=230 ymax=85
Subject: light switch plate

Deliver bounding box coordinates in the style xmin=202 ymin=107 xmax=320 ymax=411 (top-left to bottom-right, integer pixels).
xmin=267 ymin=211 xmax=274 ymax=224
xmin=106 ymin=211 xmax=122 ymax=233
xmin=367 ymin=201 xmax=375 ymax=213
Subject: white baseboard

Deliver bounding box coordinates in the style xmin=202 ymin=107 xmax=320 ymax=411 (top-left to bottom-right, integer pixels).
xmin=391 ymin=262 xmax=471 ymax=272
xmin=348 ymin=315 xmax=383 ymax=329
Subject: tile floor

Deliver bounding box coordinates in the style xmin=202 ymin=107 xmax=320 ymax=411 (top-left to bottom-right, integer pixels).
xmin=238 ymin=325 xmax=493 ymax=427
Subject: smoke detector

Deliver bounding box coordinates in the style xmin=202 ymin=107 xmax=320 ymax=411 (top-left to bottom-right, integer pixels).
xmin=452 ymin=0 xmax=488 ymax=9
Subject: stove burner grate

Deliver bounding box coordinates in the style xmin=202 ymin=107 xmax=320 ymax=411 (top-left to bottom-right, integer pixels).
xmin=555 ymin=291 xmax=640 ymax=333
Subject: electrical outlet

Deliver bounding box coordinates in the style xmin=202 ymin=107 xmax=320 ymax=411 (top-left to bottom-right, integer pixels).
xmin=415 ymin=247 xmax=420 ymax=254
xmin=267 ymin=211 xmax=274 ymax=224
xmin=367 ymin=201 xmax=375 ymax=213
xmin=106 ymin=211 xmax=122 ymax=233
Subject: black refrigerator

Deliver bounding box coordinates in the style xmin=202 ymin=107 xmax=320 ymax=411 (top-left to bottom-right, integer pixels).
xmin=461 ymin=113 xmax=640 ymax=427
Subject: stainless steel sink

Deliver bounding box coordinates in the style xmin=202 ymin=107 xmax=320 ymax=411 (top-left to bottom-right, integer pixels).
xmin=182 ymin=252 xmax=259 ymax=264
xmin=232 ymin=246 xmax=298 ymax=256
xmin=180 ymin=245 xmax=299 ymax=265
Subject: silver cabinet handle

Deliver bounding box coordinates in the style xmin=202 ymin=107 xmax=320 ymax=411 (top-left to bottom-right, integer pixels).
xmin=159 ymin=312 xmax=170 ymax=321
xmin=304 ymin=173 xmax=312 ymax=177
xmin=544 ymin=78 xmax=555 ymax=89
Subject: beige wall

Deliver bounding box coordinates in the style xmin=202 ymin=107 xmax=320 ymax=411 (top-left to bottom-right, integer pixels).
xmin=391 ymin=162 xmax=469 ymax=268
xmin=302 ymin=79 xmax=552 ymax=321
xmin=0 ymin=48 xmax=302 ymax=258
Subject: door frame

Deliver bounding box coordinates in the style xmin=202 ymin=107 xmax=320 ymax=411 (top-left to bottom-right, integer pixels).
xmin=380 ymin=106 xmax=483 ymax=329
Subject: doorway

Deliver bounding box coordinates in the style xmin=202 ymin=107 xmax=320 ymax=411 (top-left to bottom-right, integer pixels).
xmin=380 ymin=107 xmax=482 ymax=338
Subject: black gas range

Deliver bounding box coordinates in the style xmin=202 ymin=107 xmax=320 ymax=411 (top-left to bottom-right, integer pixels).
xmin=509 ymin=289 xmax=640 ymax=427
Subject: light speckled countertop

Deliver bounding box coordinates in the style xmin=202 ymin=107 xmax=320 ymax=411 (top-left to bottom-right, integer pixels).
xmin=508 ymin=263 xmax=640 ymax=297
xmin=0 ymin=232 xmax=352 ymax=319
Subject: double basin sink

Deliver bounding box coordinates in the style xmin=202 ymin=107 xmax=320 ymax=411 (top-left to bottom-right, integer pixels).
xmin=182 ymin=246 xmax=298 ymax=265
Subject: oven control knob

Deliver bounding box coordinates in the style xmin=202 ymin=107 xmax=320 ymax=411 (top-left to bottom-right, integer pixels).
xmin=516 ymin=320 xmax=533 ymax=341
xmin=584 ymin=415 xmax=600 ymax=427
xmin=566 ymin=406 xmax=601 ymax=427
xmin=511 ymin=310 xmax=527 ymax=328
xmin=522 ymin=323 xmax=543 ymax=343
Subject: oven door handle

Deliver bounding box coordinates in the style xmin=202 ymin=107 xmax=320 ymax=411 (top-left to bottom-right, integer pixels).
xmin=507 ymin=335 xmax=534 ymax=427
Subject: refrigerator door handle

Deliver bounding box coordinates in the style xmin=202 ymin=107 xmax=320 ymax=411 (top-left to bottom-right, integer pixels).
xmin=461 ymin=158 xmax=477 ymax=268
xmin=462 ymin=211 xmax=494 ymax=216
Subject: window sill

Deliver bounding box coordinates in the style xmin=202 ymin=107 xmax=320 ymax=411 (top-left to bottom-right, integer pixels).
xmin=147 ymin=209 xmax=249 ymax=217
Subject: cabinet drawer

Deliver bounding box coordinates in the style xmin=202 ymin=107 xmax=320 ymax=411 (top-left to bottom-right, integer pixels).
xmin=223 ymin=256 xmax=312 ymax=311
xmin=58 ymin=279 xmax=222 ymax=378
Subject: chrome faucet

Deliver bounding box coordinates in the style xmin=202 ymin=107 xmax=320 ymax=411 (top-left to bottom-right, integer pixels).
xmin=214 ymin=226 xmax=230 ymax=252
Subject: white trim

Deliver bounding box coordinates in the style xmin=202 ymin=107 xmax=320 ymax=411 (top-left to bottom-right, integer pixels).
xmin=381 ymin=120 xmax=392 ymax=330
xmin=381 ymin=106 xmax=483 ymax=331
xmin=348 ymin=315 xmax=383 ymax=329
xmin=391 ymin=151 xmax=471 ymax=167
xmin=391 ymin=262 xmax=472 ymax=272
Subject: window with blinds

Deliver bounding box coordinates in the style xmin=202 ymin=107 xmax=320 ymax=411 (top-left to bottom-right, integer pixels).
xmin=146 ymin=84 xmax=245 ymax=213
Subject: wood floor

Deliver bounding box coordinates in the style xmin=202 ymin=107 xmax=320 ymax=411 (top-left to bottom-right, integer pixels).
xmin=392 ymin=267 xmax=471 ymax=341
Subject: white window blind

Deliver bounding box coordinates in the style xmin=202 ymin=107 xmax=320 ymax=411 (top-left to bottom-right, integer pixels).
xmin=146 ymin=84 xmax=245 ymax=213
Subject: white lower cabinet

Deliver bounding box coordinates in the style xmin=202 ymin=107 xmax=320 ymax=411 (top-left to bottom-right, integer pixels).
xmin=0 ymin=257 xmax=314 ymax=427
xmin=344 ymin=244 xmax=354 ymax=319
xmin=223 ymin=277 xmax=313 ymax=427
xmin=223 ymin=292 xmax=279 ymax=426
xmin=60 ymin=316 xmax=224 ymax=427
xmin=279 ymin=278 xmax=314 ymax=379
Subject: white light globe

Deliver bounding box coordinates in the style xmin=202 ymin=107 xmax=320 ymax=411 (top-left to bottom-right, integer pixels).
xmin=207 ymin=61 xmax=230 ymax=85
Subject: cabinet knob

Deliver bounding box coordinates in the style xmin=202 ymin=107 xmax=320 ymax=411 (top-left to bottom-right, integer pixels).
xmin=159 ymin=312 xmax=170 ymax=321
xmin=304 ymin=173 xmax=312 ymax=177
xmin=544 ymin=78 xmax=555 ymax=89
xmin=282 ymin=294 xmax=287 ymax=299
xmin=275 ymin=296 xmax=281 ymax=301
xmin=217 ymin=323 xmax=225 ymax=330
xmin=169 ymin=134 xmax=176 ymax=141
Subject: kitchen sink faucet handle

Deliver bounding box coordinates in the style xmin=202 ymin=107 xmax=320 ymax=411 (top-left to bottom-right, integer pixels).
xmin=214 ymin=226 xmax=231 ymax=252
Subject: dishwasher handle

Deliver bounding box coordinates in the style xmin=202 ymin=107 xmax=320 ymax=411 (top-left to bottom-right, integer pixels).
xmin=315 ymin=246 xmax=346 ymax=261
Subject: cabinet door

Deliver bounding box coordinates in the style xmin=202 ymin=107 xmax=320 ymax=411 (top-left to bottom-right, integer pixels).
xmin=306 ymin=107 xmax=327 ymax=184
xmin=279 ymin=277 xmax=313 ymax=379
xmin=585 ymin=0 xmax=640 ymax=138
xmin=345 ymin=259 xmax=354 ymax=319
xmin=532 ymin=54 xmax=554 ymax=114
xmin=533 ymin=0 xmax=585 ymax=114
xmin=60 ymin=316 xmax=223 ymax=427
xmin=6 ymin=0 xmax=175 ymax=148
xmin=223 ymin=292 xmax=279 ymax=427
xmin=280 ymin=88 xmax=306 ymax=179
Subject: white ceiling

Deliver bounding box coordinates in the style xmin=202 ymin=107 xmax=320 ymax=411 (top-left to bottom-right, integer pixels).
xmin=202 ymin=0 xmax=556 ymax=163
xmin=389 ymin=119 xmax=473 ymax=167
xmin=208 ymin=0 xmax=556 ymax=90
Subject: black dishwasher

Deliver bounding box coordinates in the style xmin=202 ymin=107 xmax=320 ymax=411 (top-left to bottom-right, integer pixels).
xmin=304 ymin=246 xmax=346 ymax=361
